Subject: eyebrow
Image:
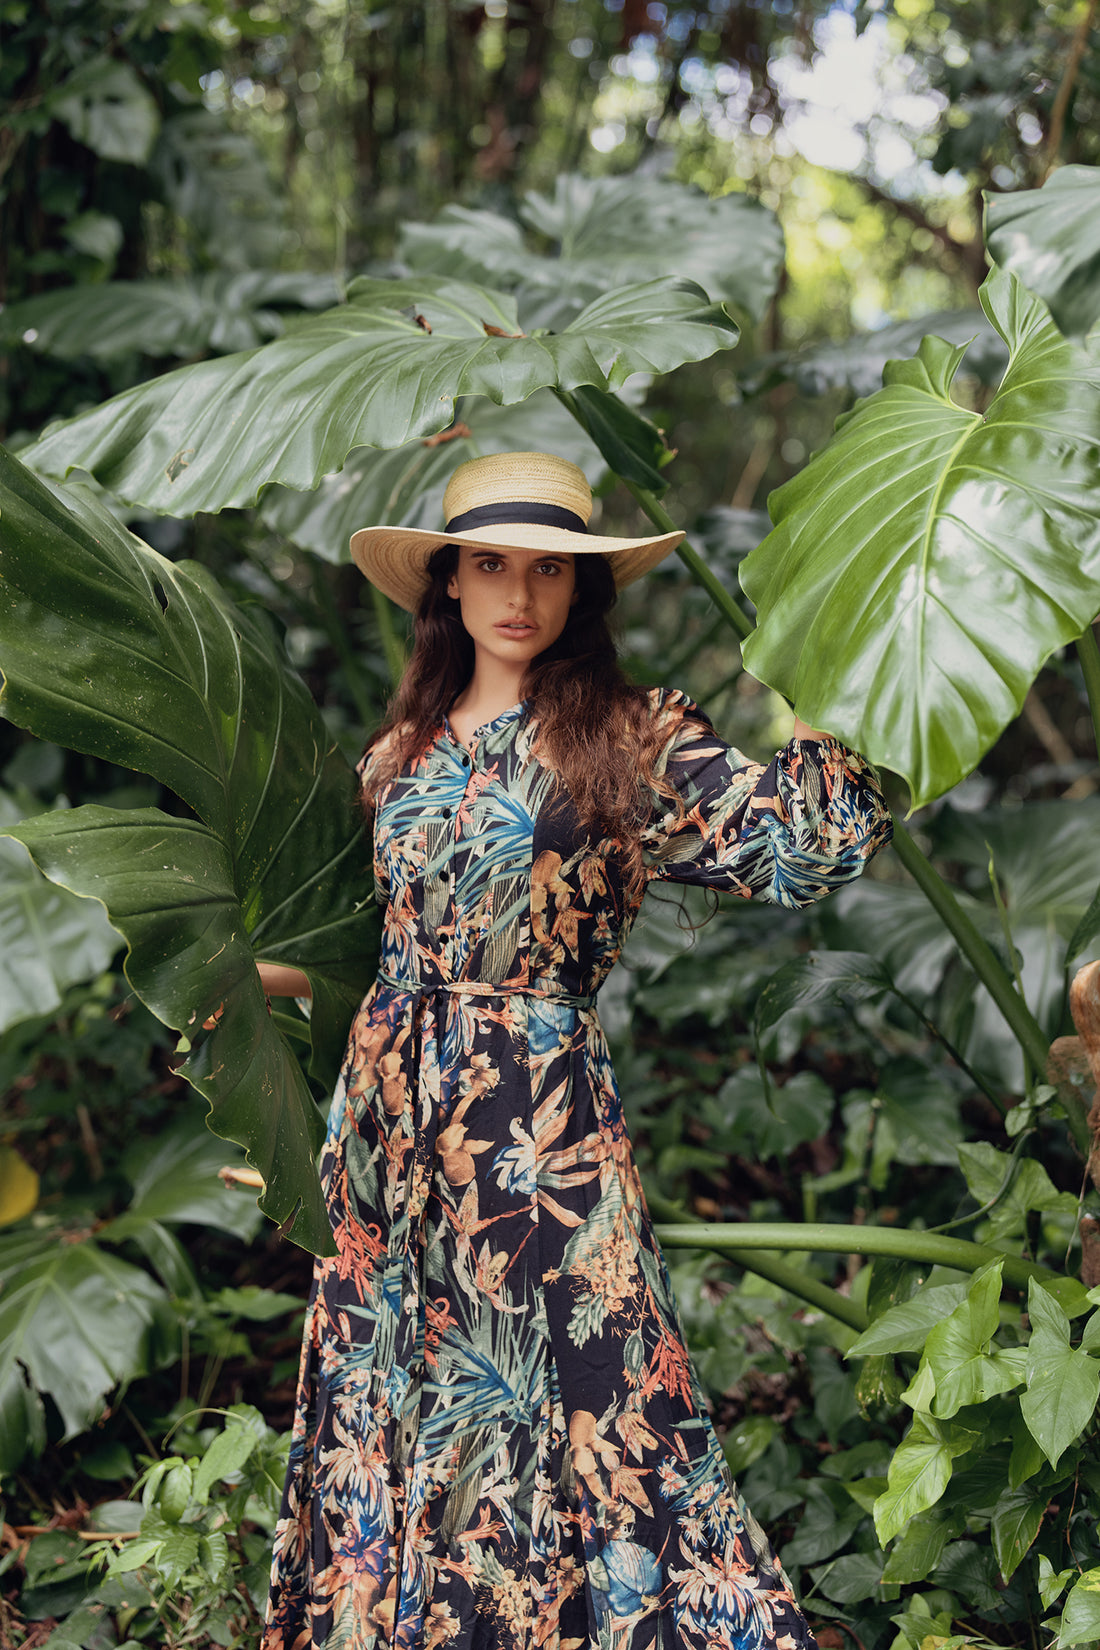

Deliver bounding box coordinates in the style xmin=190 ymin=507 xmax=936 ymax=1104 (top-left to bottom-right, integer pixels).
xmin=469 ymin=551 xmax=571 ymax=566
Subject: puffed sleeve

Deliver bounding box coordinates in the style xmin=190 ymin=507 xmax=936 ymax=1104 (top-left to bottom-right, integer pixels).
xmin=642 ymin=689 xmax=892 ymax=908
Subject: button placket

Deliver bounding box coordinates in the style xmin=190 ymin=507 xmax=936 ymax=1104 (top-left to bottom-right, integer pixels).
xmin=444 ymin=798 xmax=459 ymax=889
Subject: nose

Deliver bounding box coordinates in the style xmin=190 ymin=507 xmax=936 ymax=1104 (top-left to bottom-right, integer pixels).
xmin=506 ymin=570 xmax=535 ymax=608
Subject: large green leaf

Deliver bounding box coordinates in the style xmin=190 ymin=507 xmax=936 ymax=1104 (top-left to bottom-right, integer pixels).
xmin=26 ymin=276 xmax=738 ymax=516
xmin=0 ymin=1222 xmax=171 ymax=1466
xmin=260 ymin=389 xmax=606 ymax=561
xmin=50 ymin=57 xmax=160 ymax=165
xmin=1021 ymin=1278 xmax=1100 ymax=1467
xmin=262 ymin=384 xmax=672 ymax=562
xmin=0 ymin=796 xmax=120 ymax=1034
xmin=7 ymin=806 xmax=346 ymax=1254
xmin=958 ymin=1142 xmax=1078 ymax=1243
xmin=0 ymin=1117 xmax=262 ymax=1472
xmin=809 ymin=1551 xmax=886 ymax=1605
xmin=400 ymin=173 xmax=784 ymax=326
xmin=1 ymin=273 xmax=342 ymax=361
xmin=985 ymin=165 xmax=1100 ymax=339
xmin=936 ymin=796 xmax=1100 ymax=940
xmin=152 ymin=109 xmax=290 ymax=273
xmin=873 ymin=1413 xmax=979 ymax=1544
xmin=740 ymin=267 xmax=1100 ymax=808
xmin=0 ymin=449 xmax=379 ymax=1252
xmin=748 ymin=309 xmax=1008 ymax=400
xmin=104 ymin=1114 xmax=263 ymax=1299
xmin=921 ymin=1264 xmax=1024 ymax=1418
xmin=849 ymin=1282 xmax=969 ymax=1357
xmin=753 ymin=949 xmax=893 ymax=1041
xmin=1058 ymin=1568 xmax=1100 ymax=1646
xmin=703 ymin=1067 xmax=833 ymax=1161
xmin=880 ymin=1510 xmax=956 ymax=1587
xmin=119 ymin=1115 xmax=265 ymax=1244
xmin=990 ymin=1483 xmax=1047 ymax=1583
xmin=0 ymin=1354 xmax=46 ymax=1476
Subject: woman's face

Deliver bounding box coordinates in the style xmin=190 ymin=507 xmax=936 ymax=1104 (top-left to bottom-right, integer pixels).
xmin=447 ymin=546 xmax=577 ymax=672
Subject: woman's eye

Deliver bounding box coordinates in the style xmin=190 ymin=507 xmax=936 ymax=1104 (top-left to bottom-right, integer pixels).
xmin=537 ymin=562 xmax=560 ymax=576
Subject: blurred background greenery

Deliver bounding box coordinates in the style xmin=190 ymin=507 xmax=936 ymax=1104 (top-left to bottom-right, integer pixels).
xmin=3 ymin=2 xmax=1100 ymax=1647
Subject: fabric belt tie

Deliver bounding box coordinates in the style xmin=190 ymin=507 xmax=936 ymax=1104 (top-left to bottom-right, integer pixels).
xmin=375 ymin=971 xmax=598 ymax=1012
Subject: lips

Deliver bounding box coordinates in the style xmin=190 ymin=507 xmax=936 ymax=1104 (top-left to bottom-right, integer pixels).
xmin=495 ymin=620 xmax=536 ymax=634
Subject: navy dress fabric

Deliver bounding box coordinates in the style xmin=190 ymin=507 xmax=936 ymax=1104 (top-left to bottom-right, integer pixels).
xmin=263 ymin=688 xmax=892 ymax=1650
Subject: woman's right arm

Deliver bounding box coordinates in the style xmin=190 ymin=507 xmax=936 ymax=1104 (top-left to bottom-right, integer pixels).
xmin=256 ymin=961 xmax=313 ymax=1000
xmin=643 ymin=688 xmax=892 ymax=908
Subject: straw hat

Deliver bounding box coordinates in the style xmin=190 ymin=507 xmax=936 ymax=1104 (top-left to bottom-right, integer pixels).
xmin=349 ymin=451 xmax=683 ymax=611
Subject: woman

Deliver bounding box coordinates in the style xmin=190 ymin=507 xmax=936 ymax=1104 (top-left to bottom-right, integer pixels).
xmin=258 ymin=451 xmax=892 ymax=1650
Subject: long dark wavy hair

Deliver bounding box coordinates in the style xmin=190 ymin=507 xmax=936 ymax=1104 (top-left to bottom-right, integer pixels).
xmin=361 ymin=544 xmax=693 ymax=898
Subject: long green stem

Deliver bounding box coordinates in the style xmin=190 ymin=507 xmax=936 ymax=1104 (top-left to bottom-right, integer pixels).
xmin=309 ymin=559 xmax=377 ymax=728
xmin=722 ymin=1247 xmax=869 ymax=1332
xmin=645 ymin=1190 xmax=867 ymax=1329
xmin=888 ymin=976 xmax=1006 ymax=1113
xmin=370 ymin=583 xmax=406 ymax=687
xmin=987 ymin=847 xmax=1033 ymax=1094
xmin=654 ymin=1220 xmax=1057 ymax=1290
xmin=1076 ymin=624 xmax=1100 ymax=767
xmin=624 ymin=482 xmax=754 ymax=643
xmin=269 ymin=1010 xmax=312 ymax=1045
xmin=888 ymin=817 xmax=1095 ymax=1150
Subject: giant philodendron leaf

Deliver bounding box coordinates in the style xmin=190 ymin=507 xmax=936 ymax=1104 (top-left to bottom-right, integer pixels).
xmin=260 ymin=389 xmax=607 ymax=561
xmin=0 ymin=449 xmax=380 ymax=1253
xmin=262 ymin=384 xmax=671 ymax=560
xmin=400 ymin=174 xmax=785 ymax=327
xmin=746 ymin=309 xmax=1008 ymax=400
xmin=26 ymin=275 xmax=738 ymax=516
xmin=985 ymin=165 xmax=1100 ymax=339
xmin=0 ymin=795 xmax=120 ymax=1034
xmin=50 ymin=57 xmax=160 ymax=166
xmin=0 ymin=1221 xmax=172 ymax=1472
xmin=0 ymin=272 xmax=342 ymax=360
xmin=740 ymin=267 xmax=1100 ymax=808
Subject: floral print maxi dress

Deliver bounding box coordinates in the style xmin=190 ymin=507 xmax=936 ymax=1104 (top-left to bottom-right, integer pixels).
xmin=263 ymin=687 xmax=892 ymax=1650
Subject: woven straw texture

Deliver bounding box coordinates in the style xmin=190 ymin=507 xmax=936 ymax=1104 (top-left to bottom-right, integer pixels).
xmin=349 ymin=451 xmax=683 ymax=611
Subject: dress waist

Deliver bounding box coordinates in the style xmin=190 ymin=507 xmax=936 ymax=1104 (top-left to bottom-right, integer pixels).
xmin=375 ymin=970 xmax=597 ymax=1011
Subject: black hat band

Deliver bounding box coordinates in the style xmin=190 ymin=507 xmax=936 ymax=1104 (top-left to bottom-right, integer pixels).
xmin=444 ymin=501 xmax=589 ymax=536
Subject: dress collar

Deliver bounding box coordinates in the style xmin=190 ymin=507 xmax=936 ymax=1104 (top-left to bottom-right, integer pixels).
xmin=442 ymin=699 xmax=529 ymax=750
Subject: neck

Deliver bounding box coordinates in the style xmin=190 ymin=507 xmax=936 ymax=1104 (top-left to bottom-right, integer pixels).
xmin=451 ymin=655 xmax=527 ymax=721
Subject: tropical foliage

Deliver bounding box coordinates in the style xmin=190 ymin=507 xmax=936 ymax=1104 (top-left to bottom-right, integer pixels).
xmin=3 ymin=3 xmax=1100 ymax=1647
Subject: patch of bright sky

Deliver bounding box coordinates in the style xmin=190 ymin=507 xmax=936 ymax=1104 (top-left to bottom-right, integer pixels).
xmin=770 ymin=6 xmax=962 ymax=196
xmin=597 ymin=4 xmax=968 ymax=202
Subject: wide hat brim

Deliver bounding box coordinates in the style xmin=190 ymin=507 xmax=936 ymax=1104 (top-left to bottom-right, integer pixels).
xmin=349 ymin=521 xmax=684 ymax=612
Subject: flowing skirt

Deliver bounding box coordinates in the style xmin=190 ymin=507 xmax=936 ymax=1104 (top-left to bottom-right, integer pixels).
xmin=262 ymin=982 xmax=815 ymax=1650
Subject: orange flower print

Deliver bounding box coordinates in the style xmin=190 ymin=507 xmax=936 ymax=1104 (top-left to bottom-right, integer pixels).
xmin=264 ymin=690 xmax=892 ymax=1650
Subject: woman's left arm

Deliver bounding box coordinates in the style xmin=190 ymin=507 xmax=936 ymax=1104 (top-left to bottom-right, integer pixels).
xmin=644 ymin=691 xmax=892 ymax=909
xmin=792 ymin=715 xmax=828 ymax=741
xmin=256 ymin=961 xmax=313 ymax=1000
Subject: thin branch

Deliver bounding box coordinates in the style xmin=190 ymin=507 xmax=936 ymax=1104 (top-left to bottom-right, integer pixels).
xmin=1042 ymin=0 xmax=1098 ymax=180
xmin=854 ymin=175 xmax=976 ymax=284
xmin=1023 ymin=685 xmax=1075 ymax=766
